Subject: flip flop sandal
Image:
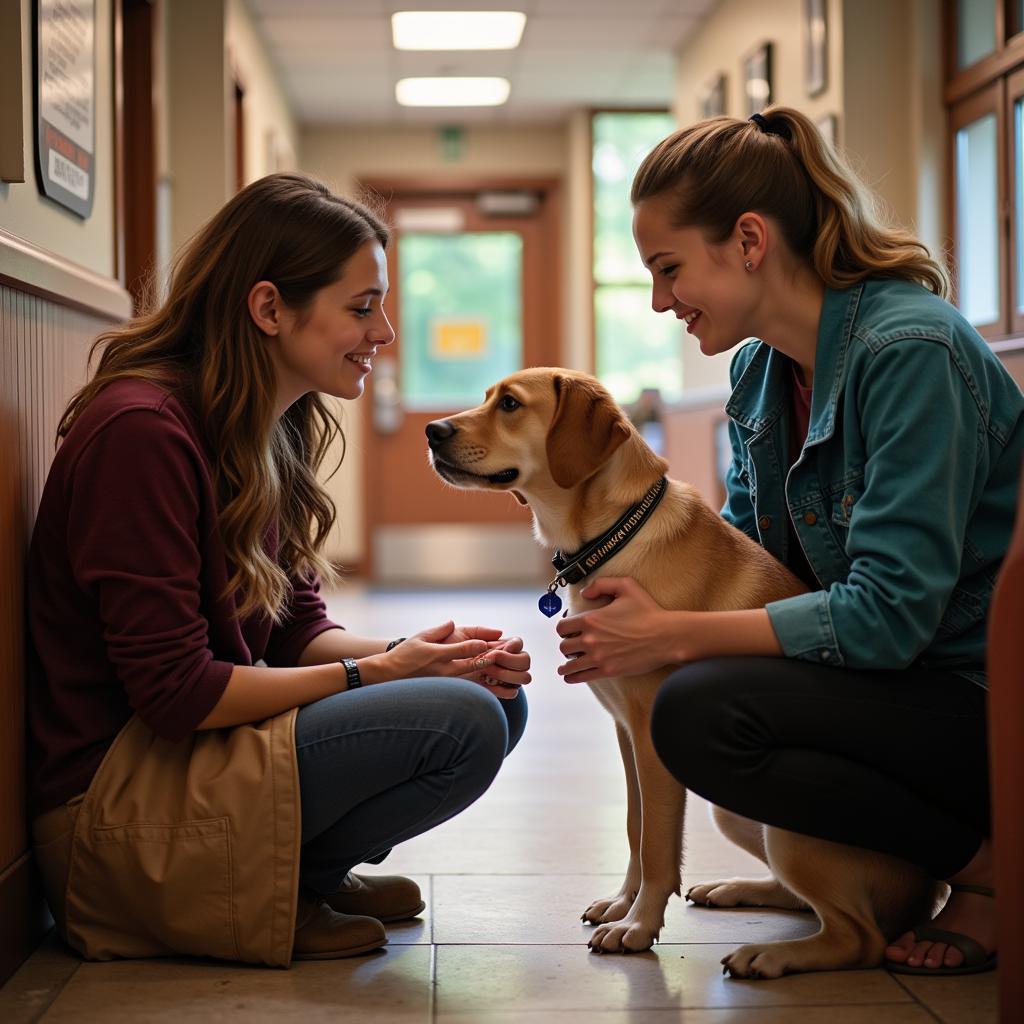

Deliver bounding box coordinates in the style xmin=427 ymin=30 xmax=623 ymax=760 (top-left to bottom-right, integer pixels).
xmin=886 ymin=883 xmax=997 ymax=976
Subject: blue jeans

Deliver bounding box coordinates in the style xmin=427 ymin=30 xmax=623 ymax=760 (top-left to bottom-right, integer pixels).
xmin=295 ymin=678 xmax=527 ymax=895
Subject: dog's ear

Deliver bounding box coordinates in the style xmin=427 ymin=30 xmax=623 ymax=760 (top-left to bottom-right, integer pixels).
xmin=546 ymin=374 xmax=630 ymax=489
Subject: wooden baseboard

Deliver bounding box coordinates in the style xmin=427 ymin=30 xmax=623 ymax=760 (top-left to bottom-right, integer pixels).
xmin=0 ymin=852 xmax=53 ymax=987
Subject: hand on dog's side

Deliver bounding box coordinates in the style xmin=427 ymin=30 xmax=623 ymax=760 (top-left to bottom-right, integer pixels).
xmin=556 ymin=577 xmax=677 ymax=683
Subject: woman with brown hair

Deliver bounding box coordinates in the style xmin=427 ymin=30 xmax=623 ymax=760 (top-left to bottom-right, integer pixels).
xmin=556 ymin=108 xmax=1022 ymax=976
xmin=27 ymin=172 xmax=529 ymax=966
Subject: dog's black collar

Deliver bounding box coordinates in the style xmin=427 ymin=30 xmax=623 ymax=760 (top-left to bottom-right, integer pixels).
xmin=549 ymin=476 xmax=668 ymax=588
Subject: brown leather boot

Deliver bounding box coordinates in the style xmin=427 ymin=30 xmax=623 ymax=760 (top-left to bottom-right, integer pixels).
xmin=324 ymin=872 xmax=426 ymax=923
xmin=292 ymin=891 xmax=387 ymax=960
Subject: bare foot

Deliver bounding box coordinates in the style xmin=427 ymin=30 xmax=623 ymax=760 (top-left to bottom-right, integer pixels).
xmin=885 ymin=841 xmax=995 ymax=970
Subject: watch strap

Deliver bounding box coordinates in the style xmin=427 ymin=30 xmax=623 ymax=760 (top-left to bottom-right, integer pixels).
xmin=341 ymin=656 xmax=362 ymax=690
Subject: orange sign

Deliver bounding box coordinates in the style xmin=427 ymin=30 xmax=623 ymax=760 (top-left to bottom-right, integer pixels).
xmin=433 ymin=320 xmax=486 ymax=358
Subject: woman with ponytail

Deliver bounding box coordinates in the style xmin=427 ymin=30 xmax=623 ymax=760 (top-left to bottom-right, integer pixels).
xmin=556 ymin=108 xmax=1022 ymax=977
xmin=27 ymin=173 xmax=529 ymax=966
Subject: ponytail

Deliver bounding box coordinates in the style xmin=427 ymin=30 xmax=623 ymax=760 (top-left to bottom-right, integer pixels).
xmin=631 ymin=106 xmax=949 ymax=298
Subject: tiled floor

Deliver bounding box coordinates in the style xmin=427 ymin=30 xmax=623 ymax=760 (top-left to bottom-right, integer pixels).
xmin=1 ymin=586 xmax=998 ymax=1022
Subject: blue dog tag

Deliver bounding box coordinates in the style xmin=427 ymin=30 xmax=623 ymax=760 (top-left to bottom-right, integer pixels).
xmin=538 ymin=591 xmax=562 ymax=617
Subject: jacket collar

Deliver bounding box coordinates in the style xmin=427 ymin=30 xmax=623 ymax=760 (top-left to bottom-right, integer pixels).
xmin=725 ymin=283 xmax=864 ymax=445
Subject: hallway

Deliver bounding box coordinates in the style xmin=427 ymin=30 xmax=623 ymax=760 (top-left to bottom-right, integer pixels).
xmin=0 ymin=586 xmax=996 ymax=1022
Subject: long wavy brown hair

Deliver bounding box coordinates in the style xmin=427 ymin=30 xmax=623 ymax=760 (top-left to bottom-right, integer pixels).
xmin=58 ymin=172 xmax=389 ymax=621
xmin=632 ymin=106 xmax=949 ymax=297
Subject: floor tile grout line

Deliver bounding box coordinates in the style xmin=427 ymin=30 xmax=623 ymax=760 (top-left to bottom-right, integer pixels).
xmin=428 ymin=1012 xmax=951 ymax=1020
xmin=429 ymin=874 xmax=435 ymax=946
xmin=428 ymin=874 xmax=438 ymax=1024
xmin=428 ymin=941 xmax=438 ymax=1024
xmin=887 ymin=972 xmax=948 ymax=1023
xmin=429 ymin=1000 xmax=932 ymax=1015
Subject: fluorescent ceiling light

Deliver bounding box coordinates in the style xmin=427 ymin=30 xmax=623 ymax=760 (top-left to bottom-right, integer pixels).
xmin=392 ymin=11 xmax=526 ymax=50
xmin=396 ymin=77 xmax=511 ymax=107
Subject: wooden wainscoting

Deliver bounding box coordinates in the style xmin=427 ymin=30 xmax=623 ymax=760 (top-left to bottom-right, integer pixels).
xmin=0 ymin=254 xmax=130 ymax=985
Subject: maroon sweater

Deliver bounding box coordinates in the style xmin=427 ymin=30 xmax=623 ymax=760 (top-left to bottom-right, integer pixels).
xmin=27 ymin=379 xmax=341 ymax=816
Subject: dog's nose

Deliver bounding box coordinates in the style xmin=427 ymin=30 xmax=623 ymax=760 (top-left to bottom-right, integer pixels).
xmin=425 ymin=419 xmax=456 ymax=447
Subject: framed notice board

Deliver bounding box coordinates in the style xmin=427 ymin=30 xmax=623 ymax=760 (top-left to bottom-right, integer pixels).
xmin=34 ymin=0 xmax=96 ymax=217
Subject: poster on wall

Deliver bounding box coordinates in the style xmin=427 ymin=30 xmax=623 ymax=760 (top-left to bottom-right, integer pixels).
xmin=34 ymin=0 xmax=95 ymax=218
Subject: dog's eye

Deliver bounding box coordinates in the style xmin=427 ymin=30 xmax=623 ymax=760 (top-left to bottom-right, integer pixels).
xmin=500 ymin=394 xmax=521 ymax=411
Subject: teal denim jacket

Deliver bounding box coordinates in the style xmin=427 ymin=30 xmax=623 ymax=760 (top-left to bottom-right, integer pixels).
xmin=722 ymin=279 xmax=1024 ymax=686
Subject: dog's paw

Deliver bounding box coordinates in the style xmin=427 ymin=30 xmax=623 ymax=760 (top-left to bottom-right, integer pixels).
xmin=720 ymin=943 xmax=790 ymax=980
xmin=686 ymin=877 xmax=808 ymax=911
xmin=587 ymin=917 xmax=659 ymax=954
xmin=581 ymin=892 xmax=635 ymax=924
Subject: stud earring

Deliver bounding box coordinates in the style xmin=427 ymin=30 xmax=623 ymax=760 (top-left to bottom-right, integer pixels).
xmin=744 ymin=259 xmax=754 ymax=271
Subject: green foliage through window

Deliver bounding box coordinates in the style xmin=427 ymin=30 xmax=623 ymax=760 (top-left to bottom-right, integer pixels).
xmin=592 ymin=111 xmax=683 ymax=405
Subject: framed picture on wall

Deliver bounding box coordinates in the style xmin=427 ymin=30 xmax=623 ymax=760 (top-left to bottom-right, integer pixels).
xmin=804 ymin=0 xmax=828 ymax=97
xmin=742 ymin=42 xmax=773 ymax=116
xmin=699 ymin=73 xmax=727 ymax=119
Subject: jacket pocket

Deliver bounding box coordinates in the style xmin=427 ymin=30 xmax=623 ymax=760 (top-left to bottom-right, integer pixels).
xmin=68 ymin=816 xmax=239 ymax=962
xmin=830 ymin=486 xmax=861 ymax=528
xmin=935 ymin=585 xmax=987 ymax=639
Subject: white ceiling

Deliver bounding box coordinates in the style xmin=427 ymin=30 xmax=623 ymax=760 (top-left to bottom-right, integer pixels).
xmin=247 ymin=0 xmax=717 ymax=125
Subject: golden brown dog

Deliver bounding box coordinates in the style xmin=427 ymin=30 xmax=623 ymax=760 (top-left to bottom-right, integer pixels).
xmin=427 ymin=367 xmax=942 ymax=978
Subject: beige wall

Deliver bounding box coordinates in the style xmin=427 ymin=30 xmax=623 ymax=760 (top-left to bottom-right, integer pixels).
xmin=302 ymin=123 xmax=568 ymax=190
xmin=842 ymin=0 xmax=946 ymax=259
xmin=674 ymin=0 xmax=844 ymax=125
xmin=0 ymin=0 xmax=117 ymax=279
xmin=670 ymin=0 xmax=945 ymax=395
xmin=227 ymin=0 xmax=299 ymax=181
xmin=564 ymin=109 xmax=595 ymax=376
xmin=162 ymin=0 xmax=299 ymax=258
xmin=672 ymin=0 xmax=844 ymax=394
xmin=300 ymin=122 xmax=576 ymax=564
xmin=164 ymin=0 xmax=230 ymax=255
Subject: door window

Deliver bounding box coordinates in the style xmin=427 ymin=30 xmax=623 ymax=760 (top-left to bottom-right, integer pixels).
xmin=398 ymin=231 xmax=523 ymax=409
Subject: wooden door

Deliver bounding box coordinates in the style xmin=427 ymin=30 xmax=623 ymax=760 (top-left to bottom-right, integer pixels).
xmin=362 ymin=181 xmax=560 ymax=583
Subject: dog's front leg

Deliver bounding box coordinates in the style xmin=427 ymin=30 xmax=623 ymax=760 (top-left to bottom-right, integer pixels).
xmin=588 ymin=726 xmax=686 ymax=953
xmin=582 ymin=721 xmax=642 ymax=925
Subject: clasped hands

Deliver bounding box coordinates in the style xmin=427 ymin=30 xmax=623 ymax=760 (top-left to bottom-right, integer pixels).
xmin=383 ymin=576 xmax=689 ymax=694
xmin=385 ymin=621 xmax=531 ymax=700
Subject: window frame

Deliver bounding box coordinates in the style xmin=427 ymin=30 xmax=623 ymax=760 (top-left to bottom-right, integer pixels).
xmin=945 ymin=0 xmax=1024 ymax=344
xmin=949 ymin=80 xmax=1008 ymax=339
xmin=1008 ymin=64 xmax=1024 ymax=335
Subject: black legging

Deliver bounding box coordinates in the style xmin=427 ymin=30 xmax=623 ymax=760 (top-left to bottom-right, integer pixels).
xmin=650 ymin=657 xmax=990 ymax=880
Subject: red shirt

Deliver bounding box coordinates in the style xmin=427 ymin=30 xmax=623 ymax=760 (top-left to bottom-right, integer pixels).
xmin=26 ymin=379 xmax=340 ymax=815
